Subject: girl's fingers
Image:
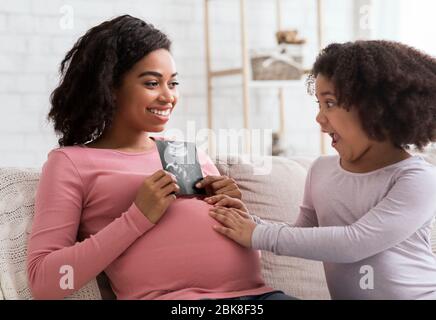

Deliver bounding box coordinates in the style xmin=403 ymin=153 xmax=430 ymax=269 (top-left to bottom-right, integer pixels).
xmin=232 ymin=208 xmax=250 ymax=219
xmin=223 ymin=208 xmax=250 ymax=223
xmin=209 ymin=209 xmax=238 ymax=227
xmin=205 ymin=194 xmax=245 ymax=211
xmin=215 ymin=198 xmax=234 ymax=207
xmin=212 ymin=225 xmax=237 ymax=240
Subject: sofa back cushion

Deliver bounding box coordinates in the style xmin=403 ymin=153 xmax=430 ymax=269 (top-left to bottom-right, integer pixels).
xmin=1 ymin=152 xmax=435 ymax=300
xmin=215 ymin=155 xmax=331 ymax=300
xmin=0 ymin=168 xmax=101 ymax=300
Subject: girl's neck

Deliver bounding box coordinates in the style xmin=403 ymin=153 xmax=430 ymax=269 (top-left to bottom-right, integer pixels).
xmin=340 ymin=142 xmax=411 ymax=173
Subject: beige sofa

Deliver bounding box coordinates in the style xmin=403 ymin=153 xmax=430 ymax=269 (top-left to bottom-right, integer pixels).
xmin=0 ymin=153 xmax=435 ymax=300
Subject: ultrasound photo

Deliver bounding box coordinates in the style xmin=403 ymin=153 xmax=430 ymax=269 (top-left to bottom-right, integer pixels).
xmin=155 ymin=140 xmax=206 ymax=196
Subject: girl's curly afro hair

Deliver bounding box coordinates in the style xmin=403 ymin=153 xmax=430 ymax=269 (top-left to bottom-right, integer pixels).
xmin=307 ymin=40 xmax=436 ymax=150
xmin=49 ymin=15 xmax=171 ymax=146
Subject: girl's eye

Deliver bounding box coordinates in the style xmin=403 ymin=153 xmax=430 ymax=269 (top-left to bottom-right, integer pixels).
xmin=144 ymin=81 xmax=159 ymax=88
xmin=326 ymin=101 xmax=337 ymax=108
xmin=316 ymin=100 xmax=337 ymax=109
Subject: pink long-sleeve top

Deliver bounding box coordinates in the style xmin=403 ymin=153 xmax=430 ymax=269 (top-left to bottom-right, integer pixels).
xmin=27 ymin=142 xmax=272 ymax=300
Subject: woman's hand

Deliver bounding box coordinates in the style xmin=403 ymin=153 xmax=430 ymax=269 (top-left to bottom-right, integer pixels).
xmin=209 ymin=207 xmax=256 ymax=248
xmin=195 ymin=175 xmax=242 ymax=199
xmin=134 ymin=170 xmax=179 ymax=224
xmin=204 ymin=194 xmax=248 ymax=213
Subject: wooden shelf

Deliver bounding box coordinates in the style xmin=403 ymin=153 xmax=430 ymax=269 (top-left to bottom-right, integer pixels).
xmin=204 ymin=0 xmax=325 ymax=154
xmin=248 ymin=79 xmax=306 ymax=88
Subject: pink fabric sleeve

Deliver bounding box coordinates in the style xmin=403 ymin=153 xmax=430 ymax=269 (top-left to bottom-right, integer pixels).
xmin=198 ymin=149 xmax=221 ymax=176
xmin=27 ymin=150 xmax=155 ymax=299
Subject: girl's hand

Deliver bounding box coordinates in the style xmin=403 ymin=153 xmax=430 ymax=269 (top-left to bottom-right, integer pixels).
xmin=209 ymin=207 xmax=256 ymax=248
xmin=195 ymin=175 xmax=242 ymax=199
xmin=134 ymin=170 xmax=179 ymax=224
xmin=204 ymin=194 xmax=249 ymax=213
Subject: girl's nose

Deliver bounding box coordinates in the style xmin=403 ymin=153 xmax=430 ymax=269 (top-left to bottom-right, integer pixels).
xmin=316 ymin=109 xmax=327 ymax=125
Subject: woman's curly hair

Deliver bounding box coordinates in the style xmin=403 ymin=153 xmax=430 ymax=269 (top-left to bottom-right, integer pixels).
xmin=49 ymin=15 xmax=171 ymax=146
xmin=307 ymin=40 xmax=436 ymax=150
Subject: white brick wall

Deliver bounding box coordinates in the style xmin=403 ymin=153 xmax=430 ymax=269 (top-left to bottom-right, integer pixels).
xmin=0 ymin=0 xmax=357 ymax=168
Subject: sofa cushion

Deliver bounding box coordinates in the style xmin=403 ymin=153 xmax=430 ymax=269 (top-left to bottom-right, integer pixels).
xmin=0 ymin=168 xmax=101 ymax=300
xmin=215 ymin=155 xmax=331 ymax=300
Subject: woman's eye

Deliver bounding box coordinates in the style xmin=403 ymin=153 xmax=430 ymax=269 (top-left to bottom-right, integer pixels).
xmin=144 ymin=82 xmax=159 ymax=88
xmin=169 ymin=81 xmax=179 ymax=88
xmin=326 ymin=101 xmax=336 ymax=108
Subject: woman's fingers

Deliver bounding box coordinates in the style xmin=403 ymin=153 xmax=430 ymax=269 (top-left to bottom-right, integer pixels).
xmin=196 ymin=176 xmax=225 ymax=189
xmin=149 ymin=169 xmax=167 ymax=182
xmin=197 ymin=176 xmax=242 ymax=199
xmin=159 ymin=182 xmax=180 ymax=197
xmin=210 ymin=178 xmax=234 ymax=191
xmin=155 ymin=172 xmax=177 ymax=189
xmin=214 ymin=184 xmax=236 ymax=194
xmin=204 ymin=194 xmax=227 ymax=205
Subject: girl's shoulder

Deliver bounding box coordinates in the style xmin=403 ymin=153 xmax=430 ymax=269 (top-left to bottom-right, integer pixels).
xmin=310 ymin=155 xmax=339 ymax=170
xmin=394 ymin=155 xmax=436 ymax=182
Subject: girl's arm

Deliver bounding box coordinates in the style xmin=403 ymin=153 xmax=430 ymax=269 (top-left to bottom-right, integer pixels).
xmin=27 ymin=150 xmax=154 ymax=299
xmin=252 ymin=168 xmax=436 ymax=263
xmin=205 ymin=155 xmax=319 ymax=228
xmin=253 ymin=160 xmax=319 ymax=228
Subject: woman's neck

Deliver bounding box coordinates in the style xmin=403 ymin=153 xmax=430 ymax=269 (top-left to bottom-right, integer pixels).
xmin=87 ymin=129 xmax=154 ymax=152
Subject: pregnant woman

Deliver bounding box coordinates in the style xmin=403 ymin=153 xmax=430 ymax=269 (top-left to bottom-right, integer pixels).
xmin=27 ymin=15 xmax=292 ymax=300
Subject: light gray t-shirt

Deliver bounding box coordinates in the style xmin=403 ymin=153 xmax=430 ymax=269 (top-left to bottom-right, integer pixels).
xmin=252 ymin=155 xmax=436 ymax=299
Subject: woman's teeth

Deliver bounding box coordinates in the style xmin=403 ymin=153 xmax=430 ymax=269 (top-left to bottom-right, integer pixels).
xmin=148 ymin=108 xmax=170 ymax=116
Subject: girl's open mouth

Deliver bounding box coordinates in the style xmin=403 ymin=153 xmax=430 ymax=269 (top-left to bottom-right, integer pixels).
xmin=329 ymin=133 xmax=340 ymax=147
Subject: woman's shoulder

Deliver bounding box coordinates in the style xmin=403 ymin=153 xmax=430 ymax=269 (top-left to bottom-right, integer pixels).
xmin=46 ymin=145 xmax=88 ymax=167
xmin=48 ymin=145 xmax=86 ymax=157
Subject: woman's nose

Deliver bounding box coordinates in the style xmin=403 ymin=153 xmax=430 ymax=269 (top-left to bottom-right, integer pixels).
xmin=158 ymin=87 xmax=175 ymax=104
xmin=158 ymin=94 xmax=175 ymax=104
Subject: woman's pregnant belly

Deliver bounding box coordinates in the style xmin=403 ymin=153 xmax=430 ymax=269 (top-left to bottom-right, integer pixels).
xmin=106 ymin=198 xmax=265 ymax=299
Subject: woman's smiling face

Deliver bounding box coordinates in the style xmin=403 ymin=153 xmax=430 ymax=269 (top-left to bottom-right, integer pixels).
xmin=113 ymin=48 xmax=179 ymax=133
xmin=315 ymin=74 xmax=373 ymax=163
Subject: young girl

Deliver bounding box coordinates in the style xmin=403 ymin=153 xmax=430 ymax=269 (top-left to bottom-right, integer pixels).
xmin=27 ymin=15 xmax=292 ymax=300
xmin=207 ymin=40 xmax=436 ymax=299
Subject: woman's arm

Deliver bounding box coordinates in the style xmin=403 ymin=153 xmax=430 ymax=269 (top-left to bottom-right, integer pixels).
xmin=196 ymin=150 xmax=242 ymax=199
xmin=27 ymin=150 xmax=155 ymax=299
